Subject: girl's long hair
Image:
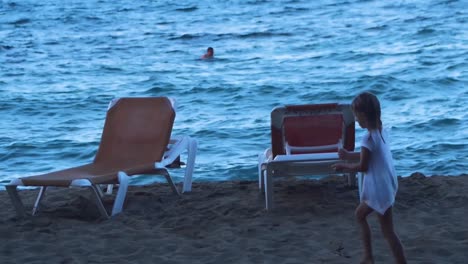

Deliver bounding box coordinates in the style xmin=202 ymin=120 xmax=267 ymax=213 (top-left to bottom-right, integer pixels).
xmin=352 ymin=92 xmax=385 ymax=141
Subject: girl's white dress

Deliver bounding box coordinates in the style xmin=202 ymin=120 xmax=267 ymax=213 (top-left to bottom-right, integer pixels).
xmin=359 ymin=128 xmax=398 ymax=215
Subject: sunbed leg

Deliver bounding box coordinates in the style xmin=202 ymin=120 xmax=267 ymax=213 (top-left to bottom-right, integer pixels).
xmin=95 ymin=185 xmax=105 ymax=197
xmin=182 ymin=137 xmax=197 ymax=193
xmin=32 ymin=186 xmax=47 ymax=215
xmin=258 ymin=148 xmax=271 ymax=191
xmin=106 ymin=184 xmax=114 ymax=195
xmin=347 ymin=173 xmax=356 ymax=187
xmin=111 ymin=172 xmax=129 ymax=216
xmin=259 ymin=169 xmax=265 ymax=193
xmin=6 ymin=185 xmax=26 ymax=218
xmin=96 ymin=184 xmax=113 ymax=196
xmin=258 ymin=154 xmax=264 ymax=190
xmin=164 ymin=173 xmax=180 ymax=196
xmin=264 ymin=170 xmax=274 ymax=210
xmin=89 ymin=185 xmax=110 ymax=219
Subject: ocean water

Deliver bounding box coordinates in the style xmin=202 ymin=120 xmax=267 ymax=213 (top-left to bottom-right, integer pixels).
xmin=0 ymin=0 xmax=467 ymax=185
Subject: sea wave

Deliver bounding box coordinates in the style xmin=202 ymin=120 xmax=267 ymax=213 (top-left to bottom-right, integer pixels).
xmin=0 ymin=0 xmax=466 ymax=183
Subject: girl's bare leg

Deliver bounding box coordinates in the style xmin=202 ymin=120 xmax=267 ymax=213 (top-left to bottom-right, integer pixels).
xmin=355 ymin=202 xmax=375 ymax=264
xmin=377 ymin=207 xmax=407 ymax=264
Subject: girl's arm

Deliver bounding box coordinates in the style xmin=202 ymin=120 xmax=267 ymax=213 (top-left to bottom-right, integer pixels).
xmin=332 ymin=147 xmax=370 ymax=173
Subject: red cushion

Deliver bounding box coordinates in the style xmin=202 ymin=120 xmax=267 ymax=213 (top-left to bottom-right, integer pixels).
xmin=283 ymin=114 xmax=343 ymax=153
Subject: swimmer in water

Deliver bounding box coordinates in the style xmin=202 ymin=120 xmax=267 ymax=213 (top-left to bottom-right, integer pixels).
xmin=201 ymin=47 xmax=214 ymax=59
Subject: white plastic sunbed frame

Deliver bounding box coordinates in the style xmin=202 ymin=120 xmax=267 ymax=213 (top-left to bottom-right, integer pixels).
xmin=258 ymin=104 xmax=356 ymax=210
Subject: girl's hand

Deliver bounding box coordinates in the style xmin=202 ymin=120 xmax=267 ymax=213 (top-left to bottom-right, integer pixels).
xmin=331 ymin=163 xmax=347 ymax=172
xmin=338 ymin=148 xmax=349 ymax=160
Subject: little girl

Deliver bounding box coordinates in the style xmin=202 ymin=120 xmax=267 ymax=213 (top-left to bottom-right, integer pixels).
xmin=332 ymin=92 xmax=407 ymax=264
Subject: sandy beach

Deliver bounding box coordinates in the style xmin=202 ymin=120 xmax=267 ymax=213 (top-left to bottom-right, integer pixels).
xmin=1 ymin=173 xmax=467 ymax=264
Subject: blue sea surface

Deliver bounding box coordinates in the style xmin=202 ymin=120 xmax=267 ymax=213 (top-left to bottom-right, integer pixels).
xmin=0 ymin=0 xmax=467 ymax=185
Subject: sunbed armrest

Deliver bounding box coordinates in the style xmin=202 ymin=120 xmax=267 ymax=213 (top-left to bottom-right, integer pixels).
xmin=155 ymin=136 xmax=190 ymax=168
xmin=8 ymin=178 xmax=24 ymax=186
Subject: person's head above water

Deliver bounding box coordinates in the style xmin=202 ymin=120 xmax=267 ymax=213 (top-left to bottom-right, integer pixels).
xmin=201 ymin=47 xmax=214 ymax=59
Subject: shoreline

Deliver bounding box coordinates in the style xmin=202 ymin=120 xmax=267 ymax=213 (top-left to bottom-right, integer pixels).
xmin=1 ymin=173 xmax=467 ymax=263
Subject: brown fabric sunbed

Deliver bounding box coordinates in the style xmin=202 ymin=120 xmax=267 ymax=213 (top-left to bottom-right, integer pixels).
xmin=6 ymin=97 xmax=197 ymax=219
